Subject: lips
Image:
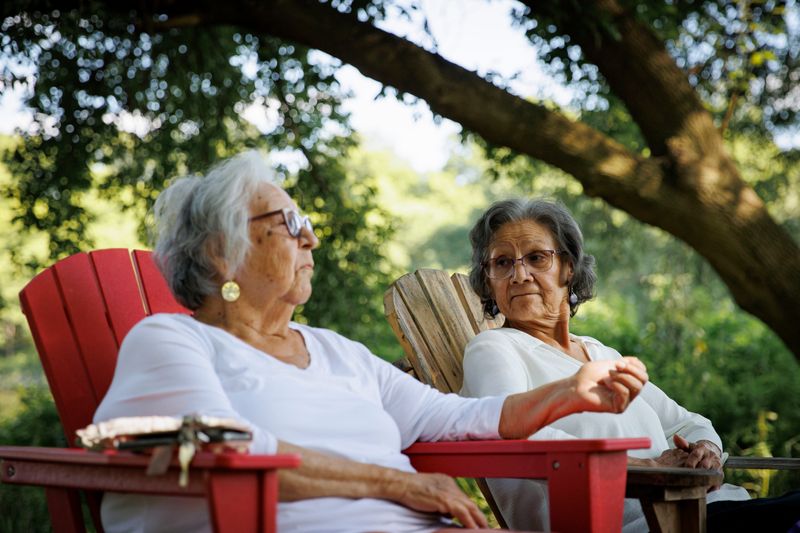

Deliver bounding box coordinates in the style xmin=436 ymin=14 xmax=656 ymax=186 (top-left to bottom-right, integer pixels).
xmin=510 ymin=292 xmax=538 ymax=300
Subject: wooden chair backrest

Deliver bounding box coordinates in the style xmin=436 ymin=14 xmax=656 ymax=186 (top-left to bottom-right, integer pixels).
xmin=383 ymin=269 xmax=503 ymax=393
xmin=19 ymin=249 xmax=189 ymax=444
xmin=384 ymin=269 xmax=509 ymax=527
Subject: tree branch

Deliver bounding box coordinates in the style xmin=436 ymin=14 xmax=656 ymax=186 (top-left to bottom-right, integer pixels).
xmin=7 ymin=0 xmax=800 ymax=357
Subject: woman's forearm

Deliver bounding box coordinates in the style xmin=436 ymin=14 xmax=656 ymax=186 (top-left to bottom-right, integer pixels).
xmin=497 ymin=378 xmax=578 ymax=439
xmin=274 ymin=441 xmax=489 ymax=527
xmin=497 ymin=358 xmax=648 ymax=439
xmin=276 ymin=441 xmax=403 ymax=502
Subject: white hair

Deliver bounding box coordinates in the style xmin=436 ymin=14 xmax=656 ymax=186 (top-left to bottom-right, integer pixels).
xmin=152 ymin=150 xmax=279 ymax=309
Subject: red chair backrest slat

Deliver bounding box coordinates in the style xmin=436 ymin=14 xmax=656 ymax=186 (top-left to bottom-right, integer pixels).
xmin=19 ymin=249 xmax=190 ymax=444
xmin=133 ymin=249 xmax=187 ymax=315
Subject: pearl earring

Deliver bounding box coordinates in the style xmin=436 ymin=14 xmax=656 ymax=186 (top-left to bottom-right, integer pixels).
xmin=569 ymin=290 xmax=578 ymax=306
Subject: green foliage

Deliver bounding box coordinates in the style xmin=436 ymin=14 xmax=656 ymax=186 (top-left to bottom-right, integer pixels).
xmin=0 ymin=386 xmax=65 ymax=533
xmin=508 ymin=0 xmax=797 ymax=136
xmin=1 ymin=4 xmax=398 ymax=352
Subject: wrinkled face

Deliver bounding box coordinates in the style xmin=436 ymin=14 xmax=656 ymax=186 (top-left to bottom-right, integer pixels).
xmin=235 ymin=182 xmax=319 ymax=307
xmin=487 ymin=219 xmax=572 ymax=326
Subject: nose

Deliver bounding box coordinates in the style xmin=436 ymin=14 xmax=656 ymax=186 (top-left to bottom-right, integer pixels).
xmin=299 ymin=224 xmax=319 ymax=250
xmin=509 ymin=259 xmax=532 ymax=283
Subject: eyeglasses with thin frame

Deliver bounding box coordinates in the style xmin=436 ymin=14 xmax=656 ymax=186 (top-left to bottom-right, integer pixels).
xmin=484 ymin=249 xmax=564 ymax=279
xmin=249 ymin=208 xmax=313 ymax=239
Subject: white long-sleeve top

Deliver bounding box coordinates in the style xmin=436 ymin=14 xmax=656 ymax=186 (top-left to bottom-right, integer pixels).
xmin=95 ymin=313 xmax=505 ymax=533
xmin=461 ymin=327 xmax=749 ymax=532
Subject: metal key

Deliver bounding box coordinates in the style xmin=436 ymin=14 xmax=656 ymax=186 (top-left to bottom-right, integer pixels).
xmin=177 ymin=439 xmax=196 ymax=488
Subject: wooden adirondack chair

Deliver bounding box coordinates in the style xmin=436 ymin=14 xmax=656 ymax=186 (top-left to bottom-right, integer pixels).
xmin=2 ymin=249 xmax=651 ymax=533
xmin=384 ymin=269 xmax=731 ymax=533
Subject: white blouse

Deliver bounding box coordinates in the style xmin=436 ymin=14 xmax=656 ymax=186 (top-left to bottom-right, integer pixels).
xmin=95 ymin=313 xmax=505 ymax=533
xmin=461 ymin=327 xmax=749 ymax=532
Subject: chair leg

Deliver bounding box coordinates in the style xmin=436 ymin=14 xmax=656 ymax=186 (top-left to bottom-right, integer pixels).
xmin=640 ymin=497 xmax=706 ymax=533
xmin=548 ymin=451 xmax=627 ymax=533
xmin=46 ymin=487 xmax=85 ymax=533
xmin=207 ymin=472 xmax=258 ymax=532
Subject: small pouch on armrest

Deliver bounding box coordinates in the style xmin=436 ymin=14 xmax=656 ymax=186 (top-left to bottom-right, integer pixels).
xmin=76 ymin=415 xmax=252 ymax=486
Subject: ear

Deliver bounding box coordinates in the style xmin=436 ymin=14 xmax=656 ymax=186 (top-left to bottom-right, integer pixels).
xmin=561 ymin=259 xmax=574 ymax=286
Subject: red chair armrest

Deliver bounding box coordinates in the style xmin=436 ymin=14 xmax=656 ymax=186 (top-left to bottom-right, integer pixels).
xmin=404 ymin=438 xmax=650 ymax=533
xmin=403 ymin=437 xmax=650 ymax=478
xmin=0 ymin=446 xmax=300 ymax=533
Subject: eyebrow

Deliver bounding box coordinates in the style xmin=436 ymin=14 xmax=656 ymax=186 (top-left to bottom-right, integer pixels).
xmin=491 ymin=239 xmax=553 ymax=250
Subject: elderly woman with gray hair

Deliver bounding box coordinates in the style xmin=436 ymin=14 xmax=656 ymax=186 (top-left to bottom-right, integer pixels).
xmin=93 ymin=153 xmax=649 ymax=533
xmin=460 ymin=199 xmax=800 ymax=532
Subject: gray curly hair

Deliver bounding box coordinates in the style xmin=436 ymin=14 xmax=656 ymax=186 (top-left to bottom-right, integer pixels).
xmin=468 ymin=199 xmax=596 ymax=318
xmin=151 ymin=151 xmax=279 ymax=310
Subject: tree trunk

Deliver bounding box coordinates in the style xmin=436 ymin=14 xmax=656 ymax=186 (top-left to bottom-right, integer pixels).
xmin=214 ymin=0 xmax=800 ymax=360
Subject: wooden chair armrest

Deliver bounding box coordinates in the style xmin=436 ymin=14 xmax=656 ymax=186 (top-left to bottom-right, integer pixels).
xmin=724 ymin=456 xmax=800 ymax=470
xmin=626 ymin=465 xmax=723 ymax=500
xmin=0 ymin=446 xmax=300 ymax=533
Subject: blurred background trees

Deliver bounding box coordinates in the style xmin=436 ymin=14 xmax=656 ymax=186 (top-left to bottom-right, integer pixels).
xmin=1 ymin=0 xmax=798 ymax=529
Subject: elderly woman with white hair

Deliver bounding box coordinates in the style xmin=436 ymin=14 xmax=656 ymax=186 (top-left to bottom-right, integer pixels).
xmin=94 ymin=152 xmax=649 ymax=533
xmin=460 ymin=199 xmax=800 ymax=533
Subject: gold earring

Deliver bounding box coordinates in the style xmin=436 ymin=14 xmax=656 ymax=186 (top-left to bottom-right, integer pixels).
xmin=221 ymin=280 xmax=241 ymax=302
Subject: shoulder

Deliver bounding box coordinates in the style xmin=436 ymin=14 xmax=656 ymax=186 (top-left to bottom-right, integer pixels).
xmin=120 ymin=313 xmax=214 ymax=356
xmin=469 ymin=327 xmax=518 ymax=346
xmin=468 ymin=327 xmax=537 ymax=353
xmin=465 ymin=328 xmax=533 ymax=368
xmin=125 ymin=312 xmax=206 ymax=339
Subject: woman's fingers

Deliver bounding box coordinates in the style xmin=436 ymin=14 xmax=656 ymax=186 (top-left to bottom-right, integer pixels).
xmin=446 ymin=493 xmax=487 ymax=529
xmin=462 ymin=500 xmax=489 ymax=528
xmin=400 ymin=473 xmax=487 ymax=529
xmin=673 ymin=434 xmax=691 ymax=451
xmin=605 ymin=379 xmax=632 ymax=412
xmin=616 ymin=356 xmax=649 ymax=383
xmin=656 ymin=449 xmax=690 ymax=467
xmin=686 ymin=447 xmax=721 ymax=470
xmin=605 ymin=371 xmax=646 ymax=405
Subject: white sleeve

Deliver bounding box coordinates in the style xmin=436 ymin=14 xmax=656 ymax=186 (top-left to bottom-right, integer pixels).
xmin=594 ymin=341 xmax=723 ymax=451
xmin=639 ymin=382 xmax=723 ymax=451
xmin=365 ymin=352 xmax=505 ymax=449
xmin=462 ymin=331 xmax=577 ymax=441
xmin=94 ymin=316 xmax=278 ymax=454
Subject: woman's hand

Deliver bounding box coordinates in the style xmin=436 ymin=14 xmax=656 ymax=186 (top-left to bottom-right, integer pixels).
xmin=277 ymin=441 xmax=488 ymax=526
xmin=571 ymin=357 xmax=649 ymax=414
xmin=631 ymin=436 xmax=723 ymax=491
xmin=672 ymin=435 xmax=723 ymax=471
xmin=635 ymin=436 xmax=723 ymax=491
xmin=673 ymin=435 xmax=724 ymax=490
xmin=390 ymin=471 xmax=488 ymax=529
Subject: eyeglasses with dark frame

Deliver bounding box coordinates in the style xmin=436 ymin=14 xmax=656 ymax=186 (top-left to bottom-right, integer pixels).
xmin=484 ymin=249 xmax=564 ymax=279
xmin=249 ymin=208 xmax=313 ymax=239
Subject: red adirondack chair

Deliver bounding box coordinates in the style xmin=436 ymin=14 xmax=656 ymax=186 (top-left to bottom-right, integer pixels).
xmin=0 ymin=249 xmax=650 ymax=532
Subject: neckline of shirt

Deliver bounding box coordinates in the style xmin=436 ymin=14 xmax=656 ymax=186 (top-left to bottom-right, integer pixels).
xmin=172 ymin=313 xmax=318 ymax=372
xmin=498 ymin=327 xmax=596 ymax=363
